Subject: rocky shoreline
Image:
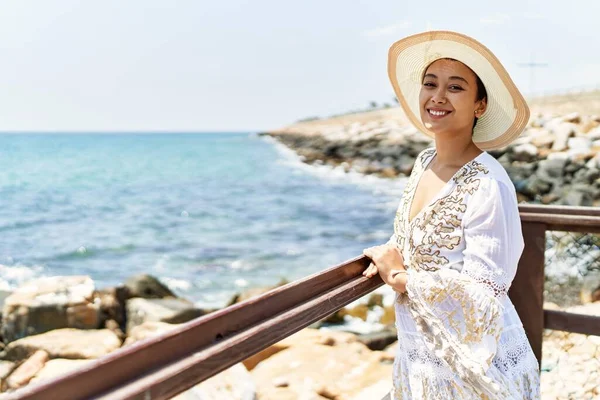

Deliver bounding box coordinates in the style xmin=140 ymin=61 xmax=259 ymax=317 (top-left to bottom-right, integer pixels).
xmin=0 ymin=274 xmax=598 ymax=399
xmin=261 ymin=111 xmax=600 ymax=207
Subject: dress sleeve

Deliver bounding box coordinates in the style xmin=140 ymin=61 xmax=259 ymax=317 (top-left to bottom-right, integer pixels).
xmin=404 ymin=178 xmax=524 ymax=398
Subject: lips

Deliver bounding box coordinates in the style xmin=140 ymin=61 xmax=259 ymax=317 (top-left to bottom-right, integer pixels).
xmin=427 ymin=108 xmax=452 ymax=119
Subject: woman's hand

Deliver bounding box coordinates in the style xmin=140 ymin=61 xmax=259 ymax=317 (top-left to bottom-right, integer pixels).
xmin=362 ymin=244 xmax=406 ymax=284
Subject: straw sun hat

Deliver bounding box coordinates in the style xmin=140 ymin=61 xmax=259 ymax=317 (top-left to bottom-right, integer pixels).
xmin=388 ymin=30 xmax=529 ymax=150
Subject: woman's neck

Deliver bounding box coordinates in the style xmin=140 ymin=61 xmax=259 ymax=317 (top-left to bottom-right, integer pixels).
xmin=433 ymin=135 xmax=482 ymax=168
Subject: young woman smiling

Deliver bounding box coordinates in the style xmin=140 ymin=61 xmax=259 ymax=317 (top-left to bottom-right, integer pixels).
xmin=362 ymin=31 xmax=540 ymax=399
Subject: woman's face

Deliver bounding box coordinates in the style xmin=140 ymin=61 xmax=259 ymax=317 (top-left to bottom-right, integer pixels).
xmin=418 ymin=58 xmax=487 ymax=137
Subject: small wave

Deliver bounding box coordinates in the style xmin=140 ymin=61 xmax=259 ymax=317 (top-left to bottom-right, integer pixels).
xmin=262 ymin=135 xmax=407 ymax=202
xmin=0 ymin=216 xmax=77 ymax=233
xmin=48 ymin=243 xmax=137 ymax=262
xmin=159 ymin=276 xmax=192 ymax=292
xmin=0 ymin=263 xmax=45 ymax=291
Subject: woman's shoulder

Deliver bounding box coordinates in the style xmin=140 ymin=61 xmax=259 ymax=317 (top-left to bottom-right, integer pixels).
xmin=476 ymin=152 xmax=515 ymax=192
xmin=465 ymin=152 xmax=520 ymax=213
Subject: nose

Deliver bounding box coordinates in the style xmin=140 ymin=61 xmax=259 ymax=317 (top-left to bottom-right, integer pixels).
xmin=430 ymin=87 xmax=446 ymax=104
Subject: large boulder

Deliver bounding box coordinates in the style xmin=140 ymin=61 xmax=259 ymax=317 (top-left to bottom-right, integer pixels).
xmin=123 ymin=321 xmax=179 ymax=346
xmin=4 ymin=328 xmax=121 ymax=361
xmin=350 ymin=380 xmax=392 ymax=400
xmin=251 ymin=340 xmax=392 ymax=399
xmin=537 ymin=158 xmax=568 ymax=184
xmin=172 ymin=363 xmax=256 ymax=400
xmin=227 ymin=280 xmax=289 ymax=306
xmin=126 ymin=298 xmax=205 ymax=333
xmin=1 ymin=276 xmax=100 ymax=343
xmin=242 ymin=328 xmax=358 ymax=371
xmin=93 ymin=286 xmax=128 ymax=331
xmin=3 ymin=350 xmax=49 ymax=391
xmin=581 ymin=272 xmax=600 ymax=304
xmin=511 ymin=143 xmax=539 ymax=162
xmin=550 ymin=122 xmax=577 ymax=151
xmin=29 ymin=359 xmax=92 ymax=385
xmin=124 ymin=274 xmax=176 ymax=299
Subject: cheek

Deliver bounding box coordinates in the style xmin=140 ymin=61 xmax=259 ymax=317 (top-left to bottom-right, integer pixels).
xmin=418 ymin=89 xmax=427 ymax=105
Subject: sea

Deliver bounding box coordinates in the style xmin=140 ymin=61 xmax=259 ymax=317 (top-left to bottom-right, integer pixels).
xmin=0 ymin=133 xmax=406 ymax=310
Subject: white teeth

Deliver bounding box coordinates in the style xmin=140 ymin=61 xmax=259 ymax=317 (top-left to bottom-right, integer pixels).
xmin=429 ymin=110 xmax=448 ymax=116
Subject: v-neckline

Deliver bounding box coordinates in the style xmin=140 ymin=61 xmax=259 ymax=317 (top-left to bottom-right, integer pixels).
xmin=406 ymin=150 xmax=487 ymax=226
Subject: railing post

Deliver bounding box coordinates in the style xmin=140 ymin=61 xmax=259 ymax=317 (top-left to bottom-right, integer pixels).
xmin=509 ymin=221 xmax=546 ymax=367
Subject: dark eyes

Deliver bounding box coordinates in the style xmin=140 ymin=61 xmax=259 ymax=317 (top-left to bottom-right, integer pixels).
xmin=422 ymin=82 xmax=464 ymax=91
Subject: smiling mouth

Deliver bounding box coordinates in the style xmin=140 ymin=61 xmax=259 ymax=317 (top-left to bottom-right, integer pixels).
xmin=427 ymin=109 xmax=451 ymax=117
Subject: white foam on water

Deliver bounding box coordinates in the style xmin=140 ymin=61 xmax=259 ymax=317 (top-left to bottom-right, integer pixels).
xmin=234 ymin=278 xmax=249 ymax=288
xmin=0 ymin=263 xmax=45 ymax=291
xmin=160 ymin=276 xmax=192 ymax=292
xmin=262 ymin=135 xmax=407 ymax=208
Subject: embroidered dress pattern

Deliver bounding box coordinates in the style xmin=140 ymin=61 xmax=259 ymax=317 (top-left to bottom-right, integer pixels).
xmin=388 ymin=148 xmax=541 ymax=400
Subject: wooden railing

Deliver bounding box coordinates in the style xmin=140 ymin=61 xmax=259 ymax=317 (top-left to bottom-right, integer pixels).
xmin=4 ymin=205 xmax=600 ymax=400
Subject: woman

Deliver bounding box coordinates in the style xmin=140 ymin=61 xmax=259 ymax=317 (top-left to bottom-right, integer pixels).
xmin=362 ymin=31 xmax=540 ymax=399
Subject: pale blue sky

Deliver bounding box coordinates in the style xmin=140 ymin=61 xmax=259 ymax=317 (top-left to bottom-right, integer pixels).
xmin=0 ymin=1 xmax=598 ymax=132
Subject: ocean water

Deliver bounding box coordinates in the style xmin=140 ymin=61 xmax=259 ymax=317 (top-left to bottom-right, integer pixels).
xmin=0 ymin=133 xmax=406 ymax=308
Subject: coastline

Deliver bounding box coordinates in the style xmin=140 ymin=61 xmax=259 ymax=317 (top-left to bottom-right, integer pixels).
xmin=260 ymin=95 xmax=600 ymax=207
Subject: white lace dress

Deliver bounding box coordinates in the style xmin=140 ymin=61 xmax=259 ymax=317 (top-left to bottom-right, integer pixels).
xmin=388 ymin=148 xmax=540 ymax=399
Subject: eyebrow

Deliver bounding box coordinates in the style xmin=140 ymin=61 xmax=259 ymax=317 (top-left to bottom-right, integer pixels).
xmin=423 ymin=73 xmax=470 ymax=85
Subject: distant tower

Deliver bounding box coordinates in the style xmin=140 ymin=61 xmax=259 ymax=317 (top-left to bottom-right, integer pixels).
xmin=518 ymin=52 xmax=548 ymax=97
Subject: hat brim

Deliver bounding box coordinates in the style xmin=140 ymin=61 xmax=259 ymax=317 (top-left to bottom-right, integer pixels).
xmin=388 ymin=31 xmax=529 ymax=150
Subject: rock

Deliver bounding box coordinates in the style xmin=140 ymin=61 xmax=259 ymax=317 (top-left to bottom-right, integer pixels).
xmin=383 ymin=341 xmax=398 ymax=358
xmin=0 ymin=290 xmax=11 ymax=311
xmin=344 ymin=304 xmax=369 ymax=321
xmin=574 ymin=167 xmax=600 ymax=185
xmin=366 ymin=293 xmax=384 ymax=308
xmin=529 ymin=130 xmax=555 ymax=148
xmin=395 ymin=154 xmax=416 ymax=176
xmin=537 ymin=158 xmax=568 ymax=183
xmin=29 ymin=359 xmax=92 ymax=385
xmin=516 ymin=177 xmax=552 ymax=198
xmin=104 ymin=319 xmax=125 ymax=341
xmin=0 ymin=361 xmax=16 ymax=389
xmin=227 ymin=280 xmax=288 ymax=306
xmin=563 ymin=188 xmax=594 ymax=207
xmin=5 ymin=350 xmax=49 ymax=390
xmin=580 ymin=118 xmax=600 ymax=134
xmin=1 ymin=276 xmax=100 ymax=343
xmin=540 ymin=193 xmax=561 ymax=205
xmin=93 ymin=286 xmax=128 ymax=331
xmin=505 ymin=162 xmax=536 ymax=181
xmin=587 ymin=126 xmax=600 ymax=141
xmin=568 ymin=137 xmax=592 ymax=152
xmin=350 ymin=380 xmax=392 ymax=400
xmin=171 ymin=363 xmax=256 ymax=400
xmin=541 ymin=303 xmax=600 ymax=399
xmin=251 ymin=341 xmax=392 ymax=400
xmin=551 ymin=123 xmax=577 ymax=151
xmin=562 ymin=112 xmax=582 ymax=124
xmin=124 ymin=274 xmax=176 ymax=299
xmin=242 ymin=328 xmax=358 ymax=371
xmin=126 ymin=298 xmax=205 ymax=333
xmin=581 ymin=272 xmax=600 ymax=304
xmin=4 ymin=328 xmax=121 ymax=361
xmin=380 ymin=167 xmax=398 ymax=178
xmin=357 ymin=327 xmax=398 ymax=351
xmin=379 ymin=305 xmax=395 ymax=325
xmin=123 ymin=321 xmax=179 ymax=346
xmin=511 ymin=143 xmax=538 ymax=162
